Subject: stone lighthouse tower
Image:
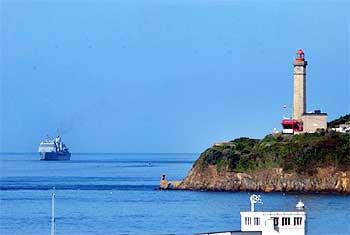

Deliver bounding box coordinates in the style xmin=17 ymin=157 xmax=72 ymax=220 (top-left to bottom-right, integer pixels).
xmin=282 ymin=49 xmax=327 ymax=134
xmin=293 ymin=49 xmax=307 ymax=120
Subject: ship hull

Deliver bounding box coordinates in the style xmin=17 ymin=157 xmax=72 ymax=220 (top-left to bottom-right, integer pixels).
xmin=40 ymin=152 xmax=71 ymax=161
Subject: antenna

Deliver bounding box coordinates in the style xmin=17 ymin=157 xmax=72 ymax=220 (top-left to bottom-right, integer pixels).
xmin=250 ymin=194 xmax=263 ymax=212
xmin=51 ymin=187 xmax=56 ymax=235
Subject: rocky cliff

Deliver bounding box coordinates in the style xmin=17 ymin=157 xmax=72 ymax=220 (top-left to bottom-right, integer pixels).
xmin=178 ymin=166 xmax=349 ymax=193
xmin=176 ymin=130 xmax=350 ymax=193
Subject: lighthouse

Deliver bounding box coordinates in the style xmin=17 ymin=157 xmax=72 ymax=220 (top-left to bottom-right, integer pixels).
xmin=293 ymin=49 xmax=307 ymax=120
xmin=281 ymin=49 xmax=327 ymax=134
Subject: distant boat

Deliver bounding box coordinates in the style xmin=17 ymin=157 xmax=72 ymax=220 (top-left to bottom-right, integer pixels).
xmin=39 ymin=135 xmax=71 ymax=160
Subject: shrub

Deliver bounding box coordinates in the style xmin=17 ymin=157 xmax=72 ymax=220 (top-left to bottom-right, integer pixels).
xmin=197 ymin=131 xmax=350 ymax=176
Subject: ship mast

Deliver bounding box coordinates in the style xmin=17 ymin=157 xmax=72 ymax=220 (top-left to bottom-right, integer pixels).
xmin=51 ymin=188 xmax=56 ymax=235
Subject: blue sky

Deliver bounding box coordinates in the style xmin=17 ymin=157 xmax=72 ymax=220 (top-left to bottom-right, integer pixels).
xmin=1 ymin=0 xmax=349 ymax=153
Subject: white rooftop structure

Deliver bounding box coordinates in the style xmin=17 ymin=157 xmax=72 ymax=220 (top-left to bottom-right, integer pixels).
xmin=196 ymin=195 xmax=306 ymax=235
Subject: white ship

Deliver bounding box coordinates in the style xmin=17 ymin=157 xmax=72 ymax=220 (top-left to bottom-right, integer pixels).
xmin=196 ymin=194 xmax=306 ymax=235
xmin=38 ymin=135 xmax=71 ymax=160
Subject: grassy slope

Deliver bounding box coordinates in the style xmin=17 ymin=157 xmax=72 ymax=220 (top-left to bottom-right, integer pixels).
xmin=196 ymin=115 xmax=350 ymax=176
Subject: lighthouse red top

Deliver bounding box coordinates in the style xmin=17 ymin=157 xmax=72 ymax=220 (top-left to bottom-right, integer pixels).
xmin=295 ymin=49 xmax=305 ymax=61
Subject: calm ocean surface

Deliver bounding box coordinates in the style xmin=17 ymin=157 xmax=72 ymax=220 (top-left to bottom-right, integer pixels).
xmin=0 ymin=153 xmax=349 ymax=235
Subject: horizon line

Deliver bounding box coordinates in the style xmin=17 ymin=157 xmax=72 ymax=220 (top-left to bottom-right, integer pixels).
xmin=0 ymin=152 xmax=199 ymax=155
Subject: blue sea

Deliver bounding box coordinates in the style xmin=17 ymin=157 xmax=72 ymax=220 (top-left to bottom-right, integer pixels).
xmin=0 ymin=153 xmax=349 ymax=235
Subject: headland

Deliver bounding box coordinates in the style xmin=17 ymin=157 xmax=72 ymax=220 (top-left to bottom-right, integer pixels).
xmin=160 ymin=50 xmax=350 ymax=194
xmin=161 ymin=115 xmax=350 ymax=193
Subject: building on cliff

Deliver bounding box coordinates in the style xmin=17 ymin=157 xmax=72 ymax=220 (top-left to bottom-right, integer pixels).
xmin=282 ymin=49 xmax=327 ymax=134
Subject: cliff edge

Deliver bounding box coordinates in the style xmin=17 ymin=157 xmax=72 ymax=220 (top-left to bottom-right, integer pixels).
xmin=177 ymin=126 xmax=350 ymax=193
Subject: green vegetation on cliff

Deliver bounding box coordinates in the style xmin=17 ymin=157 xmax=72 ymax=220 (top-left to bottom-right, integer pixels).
xmin=196 ymin=131 xmax=350 ymax=176
xmin=178 ymin=115 xmax=350 ymax=193
xmin=328 ymin=114 xmax=350 ymax=128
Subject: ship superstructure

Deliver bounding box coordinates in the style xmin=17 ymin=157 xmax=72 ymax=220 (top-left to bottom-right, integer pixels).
xmin=39 ymin=135 xmax=71 ymax=160
xmin=196 ymin=195 xmax=306 ymax=235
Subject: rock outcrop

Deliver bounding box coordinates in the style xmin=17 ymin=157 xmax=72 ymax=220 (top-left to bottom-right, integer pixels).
xmin=173 ymin=129 xmax=350 ymax=193
xmin=177 ymin=166 xmax=350 ymax=193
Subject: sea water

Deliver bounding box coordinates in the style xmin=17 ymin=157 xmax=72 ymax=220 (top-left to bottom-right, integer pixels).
xmin=0 ymin=153 xmax=349 ymax=235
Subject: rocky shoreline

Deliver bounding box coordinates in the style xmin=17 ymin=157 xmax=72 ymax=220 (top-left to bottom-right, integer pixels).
xmin=161 ymin=128 xmax=350 ymax=194
xmin=175 ymin=166 xmax=350 ymax=193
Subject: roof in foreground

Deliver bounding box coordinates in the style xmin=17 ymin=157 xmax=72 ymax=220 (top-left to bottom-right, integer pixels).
xmin=241 ymin=211 xmax=306 ymax=215
xmin=195 ymin=231 xmax=262 ymax=235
